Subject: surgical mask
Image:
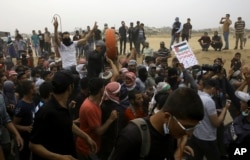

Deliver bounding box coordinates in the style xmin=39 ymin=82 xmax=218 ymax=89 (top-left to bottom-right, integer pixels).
xmin=241 ymin=110 xmax=249 ymax=116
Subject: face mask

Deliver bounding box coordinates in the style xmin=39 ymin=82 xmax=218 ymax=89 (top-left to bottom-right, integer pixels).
xmin=62 ymin=38 xmax=72 ymax=46
xmin=241 ymin=110 xmax=249 ymax=116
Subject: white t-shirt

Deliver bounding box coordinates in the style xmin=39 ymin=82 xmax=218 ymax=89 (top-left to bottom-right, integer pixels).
xmin=194 ymin=92 xmax=218 ymax=141
xmin=59 ymin=41 xmax=78 ymax=69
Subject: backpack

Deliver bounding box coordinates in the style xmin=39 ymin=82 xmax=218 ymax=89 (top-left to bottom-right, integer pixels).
xmin=131 ymin=118 xmax=151 ymax=159
xmin=108 ymin=118 xmax=151 ymax=160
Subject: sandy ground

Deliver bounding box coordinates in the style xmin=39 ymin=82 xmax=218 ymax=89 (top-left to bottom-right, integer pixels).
xmin=118 ymin=33 xmax=250 ymax=124
xmin=137 ymin=34 xmax=250 ymax=72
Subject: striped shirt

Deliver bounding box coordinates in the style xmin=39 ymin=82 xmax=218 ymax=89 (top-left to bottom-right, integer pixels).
xmin=235 ymin=20 xmax=245 ymax=34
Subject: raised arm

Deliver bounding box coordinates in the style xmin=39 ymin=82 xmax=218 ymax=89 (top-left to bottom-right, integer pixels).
xmin=77 ymin=22 xmax=97 ymax=46
xmin=106 ymin=56 xmax=119 ymax=82
xmin=53 ymin=17 xmax=61 ymax=47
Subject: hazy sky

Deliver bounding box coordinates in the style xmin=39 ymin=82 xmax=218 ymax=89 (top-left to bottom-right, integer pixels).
xmin=1 ymin=0 xmax=249 ymax=35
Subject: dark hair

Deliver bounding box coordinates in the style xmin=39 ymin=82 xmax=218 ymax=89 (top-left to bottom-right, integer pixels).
xmin=203 ymin=79 xmax=219 ymax=89
xmin=41 ymin=71 xmax=51 ymax=79
xmin=80 ymin=77 xmax=88 ymax=90
xmin=31 ymin=68 xmax=42 ymax=77
xmin=39 ymin=82 xmax=53 ymax=99
xmin=17 ymin=72 xmax=26 ymax=80
xmin=21 ymin=80 xmax=34 ymax=95
xmin=52 ymin=70 xmax=74 ymax=94
xmin=88 ymin=78 xmax=104 ymax=96
xmin=155 ymin=76 xmax=165 ymax=85
xmin=235 ymin=52 xmax=241 ymax=56
xmin=62 ymin=32 xmax=70 ymax=36
xmin=154 ymin=92 xmax=169 ymax=110
xmin=162 ymin=87 xmax=204 ymax=121
xmin=128 ymin=89 xmax=141 ymax=101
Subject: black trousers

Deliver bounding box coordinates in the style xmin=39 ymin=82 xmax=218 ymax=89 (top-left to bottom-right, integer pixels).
xmin=186 ymin=135 xmax=221 ymax=160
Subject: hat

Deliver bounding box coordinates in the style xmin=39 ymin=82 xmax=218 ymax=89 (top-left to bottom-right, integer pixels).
xmin=120 ymin=68 xmax=129 ymax=74
xmin=9 ymin=70 xmax=17 ymax=77
xmin=128 ymin=59 xmax=137 ymax=66
xmin=160 ymin=41 xmax=165 ymax=45
xmin=156 ymin=82 xmax=171 ymax=93
xmin=99 ymin=71 xmax=113 ymax=80
xmin=235 ymin=91 xmax=250 ymax=102
xmin=125 ymin=72 xmax=136 ymax=81
xmin=96 ymin=40 xmax=105 ymax=47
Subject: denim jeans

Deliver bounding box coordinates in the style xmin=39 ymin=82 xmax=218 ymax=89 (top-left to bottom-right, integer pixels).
xmin=223 ymin=32 xmax=229 ymax=49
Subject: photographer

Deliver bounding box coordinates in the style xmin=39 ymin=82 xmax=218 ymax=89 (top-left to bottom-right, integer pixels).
xmin=201 ymin=58 xmax=241 ymax=159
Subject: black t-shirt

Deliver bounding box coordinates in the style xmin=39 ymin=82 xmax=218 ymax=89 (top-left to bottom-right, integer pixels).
xmin=99 ymin=100 xmax=127 ymax=159
xmin=30 ymin=96 xmax=76 ymax=160
xmin=110 ymin=117 xmax=177 ymax=160
xmin=87 ymin=50 xmax=104 ymax=78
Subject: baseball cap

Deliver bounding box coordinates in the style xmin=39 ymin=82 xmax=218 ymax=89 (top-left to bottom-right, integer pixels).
xmin=99 ymin=71 xmax=113 ymax=80
xmin=128 ymin=59 xmax=137 ymax=66
xmin=157 ymin=82 xmax=171 ymax=93
xmin=235 ymin=91 xmax=250 ymax=102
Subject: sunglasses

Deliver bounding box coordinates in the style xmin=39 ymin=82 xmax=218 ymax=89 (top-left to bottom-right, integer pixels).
xmin=172 ymin=116 xmax=200 ymax=132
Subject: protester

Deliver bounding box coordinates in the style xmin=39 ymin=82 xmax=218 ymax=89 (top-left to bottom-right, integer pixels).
xmin=29 ymin=70 xmax=97 ymax=160
xmin=109 ymin=87 xmax=204 ymax=160
xmin=53 ymin=17 xmax=97 ymax=70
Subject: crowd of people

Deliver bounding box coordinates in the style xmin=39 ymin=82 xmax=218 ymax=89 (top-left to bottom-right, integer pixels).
xmin=0 ymin=14 xmax=249 ymax=160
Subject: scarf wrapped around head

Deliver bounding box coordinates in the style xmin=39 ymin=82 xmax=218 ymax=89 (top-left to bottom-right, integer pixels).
xmin=124 ymin=72 xmax=136 ymax=89
xmin=102 ymin=82 xmax=121 ymax=104
xmin=3 ymin=80 xmax=16 ymax=105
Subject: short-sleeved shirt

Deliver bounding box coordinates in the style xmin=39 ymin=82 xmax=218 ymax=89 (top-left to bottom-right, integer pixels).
xmin=182 ymin=23 xmax=192 ymax=35
xmin=30 ymin=96 xmax=76 ymax=160
xmin=31 ymin=35 xmax=40 ymax=45
xmin=194 ymin=92 xmax=218 ymax=141
xmin=143 ymin=47 xmax=154 ymax=57
xmin=76 ymin=98 xmax=102 ymax=156
xmin=14 ymin=100 xmax=35 ymax=126
xmin=14 ymin=100 xmax=35 ymax=139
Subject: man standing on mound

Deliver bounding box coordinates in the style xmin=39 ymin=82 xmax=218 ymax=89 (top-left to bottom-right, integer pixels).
xmin=220 ymin=14 xmax=232 ymax=50
xmin=53 ymin=17 xmax=97 ymax=70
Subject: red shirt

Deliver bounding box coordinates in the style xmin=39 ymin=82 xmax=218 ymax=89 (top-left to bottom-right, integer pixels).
xmin=124 ymin=106 xmax=147 ymax=123
xmin=76 ymin=98 xmax=101 ymax=156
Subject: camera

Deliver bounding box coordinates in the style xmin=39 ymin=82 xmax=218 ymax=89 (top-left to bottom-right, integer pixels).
xmin=201 ymin=64 xmax=222 ymax=73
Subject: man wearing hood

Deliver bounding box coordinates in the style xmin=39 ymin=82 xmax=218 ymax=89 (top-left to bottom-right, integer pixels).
xmin=53 ymin=17 xmax=97 ymax=70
